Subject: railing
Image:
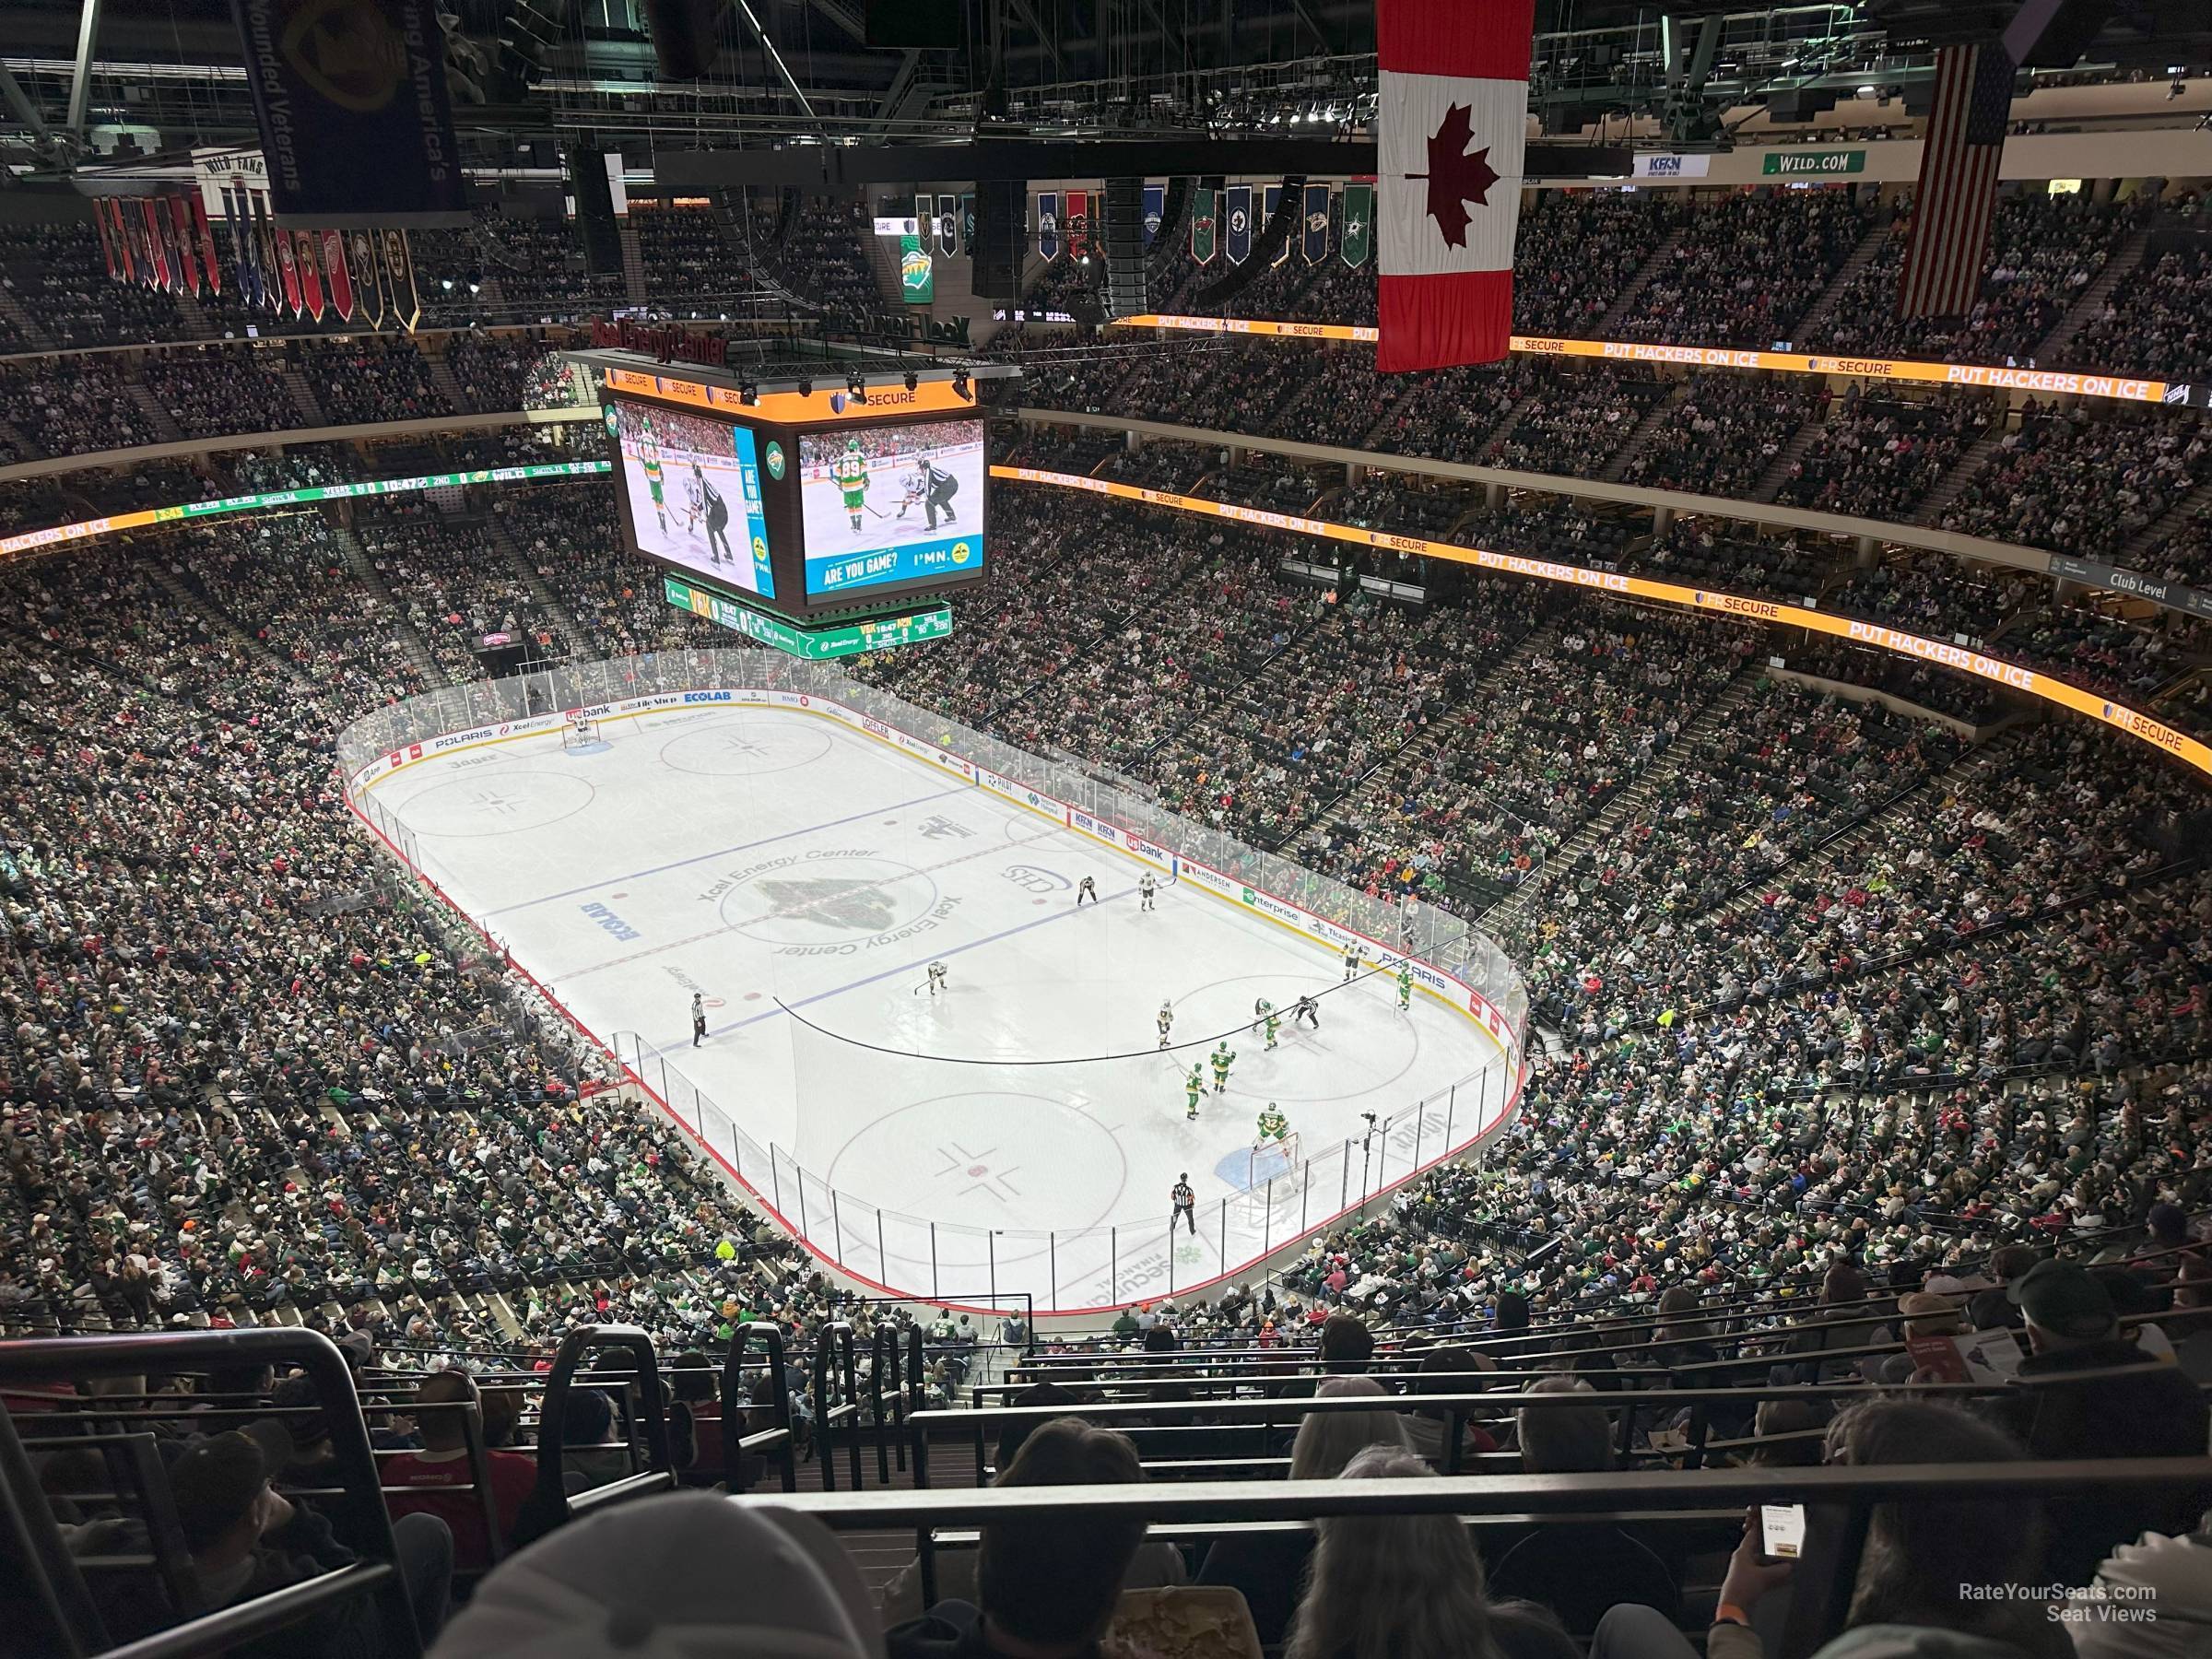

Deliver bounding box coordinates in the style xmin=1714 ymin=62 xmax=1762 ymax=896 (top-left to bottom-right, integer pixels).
xmin=335 ymin=650 xmax=1533 ymax=1314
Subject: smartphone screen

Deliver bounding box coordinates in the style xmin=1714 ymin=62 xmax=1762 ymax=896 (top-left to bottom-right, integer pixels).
xmin=1760 ymin=1502 xmax=1806 ymax=1561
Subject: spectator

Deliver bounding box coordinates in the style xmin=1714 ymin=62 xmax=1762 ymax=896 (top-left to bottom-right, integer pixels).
xmin=381 ymin=1369 xmax=538 ymax=1572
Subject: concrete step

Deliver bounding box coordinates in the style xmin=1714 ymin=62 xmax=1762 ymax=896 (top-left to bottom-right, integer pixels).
xmin=329 ymin=517 xmax=451 ymax=687
xmin=1793 ymin=217 xmax=1896 ymax=342
xmin=2036 ymin=225 xmax=2155 ymax=365
xmin=1752 ymin=406 xmax=1830 ymax=503
xmin=1594 ymin=226 xmax=1685 ymax=334
xmin=1598 ymin=382 xmax=1692 ymax=484
xmin=1914 ymin=425 xmax=2008 ymax=525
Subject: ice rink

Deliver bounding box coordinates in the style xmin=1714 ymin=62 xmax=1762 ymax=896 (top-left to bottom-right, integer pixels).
xmin=365 ymin=701 xmax=1509 ymax=1307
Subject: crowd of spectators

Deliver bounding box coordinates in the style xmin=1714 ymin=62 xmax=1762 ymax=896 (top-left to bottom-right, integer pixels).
xmin=294 ymin=338 xmax=454 ymax=428
xmin=1616 ymin=374 xmax=1821 ymax=500
xmin=1773 ymin=386 xmax=1995 ymax=520
xmin=1612 ymin=189 xmax=1872 ymax=349
xmin=441 ymin=333 xmax=566 ymax=414
xmin=141 ymin=345 xmax=306 ymax=439
xmin=1934 ymin=403 xmax=2207 ymax=559
xmin=2068 ymin=238 xmax=2212 ymax=383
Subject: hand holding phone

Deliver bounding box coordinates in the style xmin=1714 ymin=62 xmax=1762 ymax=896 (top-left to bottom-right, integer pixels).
xmin=1759 ymin=1501 xmax=1806 ymax=1562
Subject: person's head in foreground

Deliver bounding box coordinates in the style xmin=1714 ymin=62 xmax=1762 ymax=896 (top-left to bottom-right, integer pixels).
xmin=2007 ymin=1258 xmax=2120 ymax=1354
xmin=432 ymin=1490 xmax=881 ymax=1657
xmin=1288 ymin=1374 xmax=1411 ymax=1479
xmin=972 ymin=1418 xmax=1148 ymax=1657
xmin=1285 ymin=1445 xmax=1575 ymax=1659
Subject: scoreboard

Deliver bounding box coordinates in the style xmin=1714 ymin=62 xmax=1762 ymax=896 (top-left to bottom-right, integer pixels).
xmin=580 ymin=355 xmax=994 ymax=625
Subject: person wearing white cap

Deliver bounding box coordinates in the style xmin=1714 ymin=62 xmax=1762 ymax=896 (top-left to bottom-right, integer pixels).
xmin=434 ymin=1491 xmax=882 ymax=1658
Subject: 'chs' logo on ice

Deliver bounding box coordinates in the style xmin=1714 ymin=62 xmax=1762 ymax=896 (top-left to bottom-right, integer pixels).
xmin=757 ymin=878 xmax=900 ymax=932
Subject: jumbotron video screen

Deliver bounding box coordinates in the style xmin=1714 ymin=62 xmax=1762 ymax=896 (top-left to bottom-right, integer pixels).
xmin=604 ymin=396 xmax=777 ymax=598
xmin=798 ymin=418 xmax=986 ymax=598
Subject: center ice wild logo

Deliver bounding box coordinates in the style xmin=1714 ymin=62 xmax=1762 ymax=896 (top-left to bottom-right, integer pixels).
xmin=757 ymin=877 xmax=901 ymax=933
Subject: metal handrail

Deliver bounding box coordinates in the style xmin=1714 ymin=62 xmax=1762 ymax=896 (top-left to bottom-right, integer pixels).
xmin=722 ymin=1320 xmax=796 ymax=1493
xmin=812 ymin=1320 xmax=861 ymax=1492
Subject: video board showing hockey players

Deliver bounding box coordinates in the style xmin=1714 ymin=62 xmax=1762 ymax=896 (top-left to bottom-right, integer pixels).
xmin=797 ymin=418 xmax=986 ymax=598
xmin=604 ymin=397 xmax=776 ymax=598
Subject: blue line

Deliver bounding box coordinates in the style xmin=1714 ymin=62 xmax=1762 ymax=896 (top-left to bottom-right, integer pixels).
xmin=684 ymin=880 xmax=1140 ymax=1045
xmin=484 ymin=782 xmax=971 ymax=916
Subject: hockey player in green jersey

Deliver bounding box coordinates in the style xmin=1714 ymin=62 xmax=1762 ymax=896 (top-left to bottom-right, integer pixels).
xmin=1264 ymin=1007 xmax=1282 ymax=1050
xmin=638 ymin=413 xmax=666 ymax=532
xmin=1185 ymin=1064 xmax=1205 ymax=1120
xmin=1256 ymin=1103 xmax=1289 ymax=1143
xmin=1210 ymin=1040 xmax=1235 ymax=1094
xmin=1396 ymin=959 xmax=1414 ymax=1013
xmin=832 ymin=436 xmax=870 ymax=532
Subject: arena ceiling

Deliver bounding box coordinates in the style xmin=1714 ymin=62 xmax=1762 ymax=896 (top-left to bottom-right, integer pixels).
xmin=0 ymin=0 xmax=2206 ymax=176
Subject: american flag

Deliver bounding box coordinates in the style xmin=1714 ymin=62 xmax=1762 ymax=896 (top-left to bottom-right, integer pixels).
xmin=1898 ymin=42 xmax=2016 ymax=321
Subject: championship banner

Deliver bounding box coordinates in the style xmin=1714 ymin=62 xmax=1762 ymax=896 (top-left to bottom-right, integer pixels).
xmin=255 ymin=193 xmax=289 ymax=312
xmin=322 ymin=228 xmax=355 ymax=321
xmin=1265 ymin=186 xmax=1288 ymax=265
xmin=229 ymin=0 xmax=467 ymax=221
xmin=193 ymin=194 xmax=222 ymax=296
xmin=1376 ymin=0 xmax=1534 ymax=371
xmin=959 ymin=193 xmax=975 ymax=253
xmin=1037 ymin=192 xmax=1060 ymax=261
xmin=275 ymin=217 xmax=302 ymax=315
xmin=142 ymin=201 xmax=173 ymax=293
xmin=170 ymin=196 xmax=202 ymax=296
xmin=1143 ymin=183 xmax=1165 ymax=249
xmin=936 ymin=194 xmax=957 ymax=255
xmin=1191 ymin=188 xmax=1218 ymax=264
xmin=382 ymin=228 xmax=421 ymax=331
xmin=1065 ymin=189 xmax=1089 ymax=260
xmin=102 ymin=200 xmax=130 ymax=284
xmin=1302 ymin=183 xmax=1332 ymax=263
xmin=1226 ymin=184 xmax=1253 ymax=264
xmin=228 ymin=186 xmax=259 ymax=306
xmin=294 ymin=229 xmax=326 ymax=321
xmin=161 ymin=199 xmax=190 ymax=292
xmin=93 ymin=202 xmax=119 ymax=281
xmin=350 ymin=229 xmax=383 ymax=326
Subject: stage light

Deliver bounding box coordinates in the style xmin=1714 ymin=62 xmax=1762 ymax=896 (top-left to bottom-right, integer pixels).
xmin=738 ymin=379 xmax=758 ymax=406
xmin=952 ymin=368 xmax=971 ymax=400
xmin=466 ymin=269 xmax=482 ymax=294
xmin=440 ymin=276 xmax=455 ymax=292
xmin=903 ymin=370 xmax=918 ymax=392
xmin=797 ymin=377 xmax=813 ymax=397
xmin=847 ymin=370 xmax=867 ymax=402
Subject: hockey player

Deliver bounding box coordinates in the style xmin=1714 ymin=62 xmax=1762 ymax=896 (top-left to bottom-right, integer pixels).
xmin=927 ymin=960 xmax=948 ymax=997
xmin=690 ymin=461 xmax=733 ymax=565
xmin=1157 ymin=1001 xmax=1174 ymax=1050
xmin=1184 ymin=1064 xmax=1205 ymax=1121
xmin=1075 ymin=875 xmax=1098 ymax=907
xmin=690 ymin=992 xmax=707 ymax=1047
xmin=1256 ymin=1102 xmax=1289 ymax=1144
xmin=1342 ymin=943 xmax=1364 ymax=982
xmin=639 ymin=413 xmax=667 ymax=533
xmin=1396 ymin=959 xmax=1414 ymax=1014
xmin=1251 ymin=995 xmax=1272 ymax=1035
xmin=1138 ymin=871 xmax=1158 ymax=911
xmin=1171 ymin=1173 xmax=1196 ymax=1234
xmin=1210 ymin=1040 xmax=1235 ymax=1095
xmin=1294 ymin=992 xmax=1319 ymax=1030
xmin=832 ymin=437 xmax=870 ymax=534
xmin=1264 ymin=1006 xmax=1282 ymax=1051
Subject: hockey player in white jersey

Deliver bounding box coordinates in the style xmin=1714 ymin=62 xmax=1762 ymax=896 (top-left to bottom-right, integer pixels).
xmin=1138 ymin=872 xmax=1158 ymax=911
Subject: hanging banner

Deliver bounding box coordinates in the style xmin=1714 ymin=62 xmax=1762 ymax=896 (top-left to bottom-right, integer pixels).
xmin=93 ymin=202 xmax=120 ymax=281
xmin=350 ymin=229 xmax=383 ymax=326
xmin=274 ymin=215 xmax=302 ymax=315
xmin=1225 ymin=184 xmax=1252 ymax=264
xmin=170 ymin=196 xmax=203 ymax=295
xmin=1341 ymin=183 xmax=1373 ymax=267
xmin=936 ymin=193 xmax=957 ymax=255
xmin=226 ymin=186 xmax=258 ymax=306
xmin=382 ymin=228 xmax=421 ymax=331
xmin=1143 ymin=183 xmax=1165 ymax=249
xmin=1191 ymin=188 xmax=1218 ymax=264
xmin=142 ymin=201 xmax=174 ymax=292
xmin=101 ymin=200 xmax=129 ymax=285
xmin=1265 ymin=186 xmax=1288 ymax=265
xmin=321 ymin=229 xmax=355 ymax=321
xmin=1065 ymin=189 xmax=1089 ymax=260
xmin=959 ymin=192 xmax=975 ymax=253
xmin=294 ymin=229 xmax=326 ymax=320
xmin=901 ymin=231 xmax=935 ymax=303
xmin=1037 ymin=192 xmax=1060 ymax=261
xmin=1302 ymin=183 xmax=1332 ymax=264
xmin=229 ymin=0 xmax=467 ymax=222
xmin=255 ymin=194 xmax=290 ymax=312
xmin=192 ymin=194 xmax=223 ymax=296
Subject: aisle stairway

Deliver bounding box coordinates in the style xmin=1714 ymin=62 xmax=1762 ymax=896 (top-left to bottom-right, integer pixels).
xmin=1913 ymin=426 xmax=2007 ymax=525
xmin=2032 ymin=225 xmax=2155 ymax=364
xmin=329 ymin=516 xmax=450 ymax=686
xmin=124 ymin=379 xmax=185 ymax=444
xmin=1597 ymin=382 xmax=1692 ymax=483
xmin=1789 ymin=218 xmax=1894 ymax=342
xmin=2116 ymin=476 xmax=2212 ymax=571
xmin=280 ymin=360 xmax=328 ymax=426
xmin=1592 ymin=227 xmax=1684 ymax=334
xmin=148 ymin=562 xmax=307 ymax=688
xmin=1751 ymin=409 xmax=1829 ymax=502
xmin=486 ymin=505 xmax=591 ymax=651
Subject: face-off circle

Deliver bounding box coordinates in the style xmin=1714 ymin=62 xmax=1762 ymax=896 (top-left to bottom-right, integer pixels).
xmin=659 ymin=718 xmax=833 ymax=778
xmin=399 ymin=772 xmax=596 ymax=838
xmin=825 ymin=1090 xmax=1127 ymax=1234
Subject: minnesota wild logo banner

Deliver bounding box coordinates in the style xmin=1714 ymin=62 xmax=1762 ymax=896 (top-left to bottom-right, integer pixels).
xmin=1341 ymin=182 xmax=1373 ymax=267
xmin=1191 ymin=188 xmax=1217 ymax=264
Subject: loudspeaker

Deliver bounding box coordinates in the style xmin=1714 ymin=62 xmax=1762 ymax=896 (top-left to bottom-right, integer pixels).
xmin=641 ymin=0 xmax=721 ymax=79
xmin=972 ymin=177 xmax=1024 ymax=301
xmin=1102 ymin=177 xmax=1146 ymax=319
xmin=569 ymin=146 xmax=623 ymax=277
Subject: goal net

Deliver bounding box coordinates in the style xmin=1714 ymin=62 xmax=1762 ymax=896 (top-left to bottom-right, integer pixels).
xmin=560 ymin=713 xmax=602 ymax=750
xmin=1242 ymin=1133 xmax=1300 ymax=1225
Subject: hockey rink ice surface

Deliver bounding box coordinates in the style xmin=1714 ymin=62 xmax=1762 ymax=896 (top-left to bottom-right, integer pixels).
xmin=369 ymin=702 xmax=1509 ymax=1308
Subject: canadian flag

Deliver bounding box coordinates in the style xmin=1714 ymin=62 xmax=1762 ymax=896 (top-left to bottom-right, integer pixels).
xmin=1375 ymin=0 xmax=1534 ymax=372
